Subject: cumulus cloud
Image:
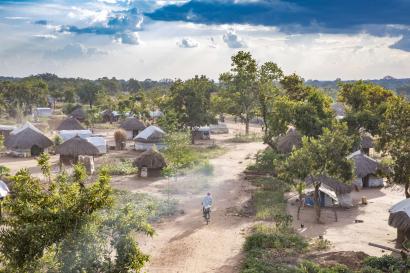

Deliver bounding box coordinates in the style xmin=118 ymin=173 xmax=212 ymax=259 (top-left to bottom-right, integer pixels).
xmin=223 ymin=29 xmax=246 ymax=48
xmin=178 ymin=37 xmax=199 ymax=48
xmin=45 ymin=43 xmax=106 ymax=59
xmin=33 ymin=34 xmax=58 ymax=40
xmin=114 ymin=31 xmax=141 ymax=45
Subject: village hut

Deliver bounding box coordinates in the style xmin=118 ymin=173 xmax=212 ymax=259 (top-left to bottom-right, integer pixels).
xmin=5 ymin=122 xmax=53 ymax=156
xmin=120 ymin=117 xmax=146 ymax=139
xmin=210 ymin=123 xmax=229 ymax=134
xmin=331 ymin=102 xmax=346 ymax=120
xmin=133 ymin=148 xmax=167 ymax=177
xmin=276 ymin=127 xmax=302 ymax=154
xmin=55 ymin=135 xmax=100 ymax=165
xmin=360 ymin=132 xmax=373 ymax=155
xmin=347 ymin=150 xmax=382 ymax=188
xmin=101 ymin=110 xmax=120 ymax=123
xmin=0 ymin=125 xmax=17 ymax=139
xmin=56 ymin=117 xmax=85 ymax=131
xmin=388 ymin=198 xmax=410 ymax=247
xmin=305 ymin=175 xmax=353 ymax=208
xmin=134 ymin=125 xmax=166 ymax=151
xmin=70 ymin=107 xmax=87 ymax=122
xmin=192 ymin=126 xmax=211 ymax=141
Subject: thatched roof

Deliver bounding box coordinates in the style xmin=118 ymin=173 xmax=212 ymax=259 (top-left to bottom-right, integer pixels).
xmin=55 ymin=135 xmax=100 ymax=156
xmin=5 ymin=122 xmax=53 ymax=150
xmin=306 ymin=175 xmax=352 ymax=195
xmin=347 ymin=150 xmax=379 ymax=178
xmin=56 ymin=117 xmax=85 ymax=131
xmin=120 ymin=117 xmax=145 ymax=131
xmin=70 ymin=108 xmax=87 ymax=121
xmin=360 ymin=132 xmax=373 ymax=149
xmin=276 ymin=127 xmax=302 ymax=154
xmin=389 ymin=199 xmax=410 ymax=230
xmin=133 ymin=148 xmax=166 ymax=169
xmin=134 ymin=125 xmax=165 ymax=143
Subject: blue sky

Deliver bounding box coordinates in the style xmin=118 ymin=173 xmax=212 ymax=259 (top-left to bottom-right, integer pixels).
xmin=1 ymin=0 xmax=410 ymax=80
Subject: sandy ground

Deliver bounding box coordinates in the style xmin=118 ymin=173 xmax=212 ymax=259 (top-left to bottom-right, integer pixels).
xmin=287 ymin=186 xmax=405 ymax=256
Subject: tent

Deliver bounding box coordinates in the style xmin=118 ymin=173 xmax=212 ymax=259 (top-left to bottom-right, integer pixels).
xmin=388 ymin=199 xmax=410 ymax=246
xmin=86 ymin=136 xmax=107 ymax=154
xmin=5 ymin=122 xmax=53 ymax=156
xmin=133 ymin=148 xmax=166 ymax=177
xmin=347 ymin=150 xmax=382 ymax=188
xmin=192 ymin=126 xmax=211 ymax=141
xmin=56 ymin=117 xmax=85 ymax=131
xmin=209 ymin=123 xmax=229 ymax=134
xmin=134 ymin=125 xmax=166 ymax=151
xmin=120 ymin=117 xmax=146 ymax=139
xmin=34 ymin=107 xmax=53 ymax=117
xmin=59 ymin=130 xmax=93 ymax=141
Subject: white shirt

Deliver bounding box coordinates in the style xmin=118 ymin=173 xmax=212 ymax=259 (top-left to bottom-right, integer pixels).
xmin=202 ymin=195 xmax=213 ymax=209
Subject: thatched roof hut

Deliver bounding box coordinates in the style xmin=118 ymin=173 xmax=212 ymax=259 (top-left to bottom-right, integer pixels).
xmin=306 ymin=175 xmax=352 ymax=195
xmin=133 ymin=148 xmax=166 ymax=177
xmin=56 ymin=117 xmax=85 ymax=131
xmin=360 ymin=132 xmax=373 ymax=149
xmin=389 ymin=199 xmax=410 ymax=231
xmin=70 ymin=108 xmax=87 ymax=122
xmin=134 ymin=125 xmax=165 ymax=143
xmin=276 ymin=127 xmax=302 ymax=154
xmin=55 ymin=135 xmax=100 ymax=157
xmin=5 ymin=122 xmax=53 ymax=155
xmin=347 ymin=151 xmax=379 ymax=178
xmin=120 ymin=117 xmax=145 ymax=131
xmin=133 ymin=149 xmax=166 ymax=169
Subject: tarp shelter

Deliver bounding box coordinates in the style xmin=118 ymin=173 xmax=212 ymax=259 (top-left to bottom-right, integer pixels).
xmin=86 ymin=136 xmax=107 ymax=154
xmin=347 ymin=150 xmax=382 ymax=188
xmin=34 ymin=107 xmax=52 ymax=117
xmin=5 ymin=122 xmax=53 ymax=156
xmin=0 ymin=180 xmax=9 ymax=199
xmin=388 ymin=198 xmax=410 ymax=246
xmin=305 ymin=175 xmax=353 ymax=208
xmin=192 ymin=126 xmax=211 ymax=140
xmin=120 ymin=117 xmax=146 ymax=139
xmin=59 ymin=130 xmax=93 ymax=141
xmin=134 ymin=125 xmax=166 ymax=151
xmin=210 ymin=123 xmax=229 ymax=134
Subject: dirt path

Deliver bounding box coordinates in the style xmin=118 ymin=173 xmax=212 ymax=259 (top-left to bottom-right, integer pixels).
xmin=133 ymin=142 xmax=265 ymax=273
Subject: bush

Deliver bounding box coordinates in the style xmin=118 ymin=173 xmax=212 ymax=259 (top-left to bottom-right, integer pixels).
xmin=310 ymin=238 xmax=332 ymax=251
xmin=101 ymin=160 xmax=138 ymax=176
xmin=247 ymin=148 xmax=286 ymax=173
xmin=62 ymin=103 xmax=81 ymax=115
xmin=297 ymin=261 xmax=353 ymax=273
xmin=362 ymin=255 xmax=409 ymax=272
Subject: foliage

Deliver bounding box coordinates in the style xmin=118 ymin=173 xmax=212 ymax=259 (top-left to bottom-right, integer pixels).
xmin=36 ymin=152 xmax=51 ymax=182
xmin=297 ymin=261 xmax=353 ymax=273
xmin=0 ymin=135 xmax=4 ymax=151
xmin=309 ymin=238 xmax=332 ymax=251
xmin=77 ymin=81 xmax=103 ymax=108
xmin=100 ymin=159 xmax=138 ymax=176
xmin=53 ymin=135 xmax=63 ymax=146
xmin=0 ymin=165 xmax=10 ymax=178
xmin=378 ymin=96 xmax=410 ymax=197
xmin=362 ymin=255 xmax=409 ymax=272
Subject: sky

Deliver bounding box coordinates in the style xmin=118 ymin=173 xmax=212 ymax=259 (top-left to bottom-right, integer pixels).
xmin=1 ymin=0 xmax=410 ymax=80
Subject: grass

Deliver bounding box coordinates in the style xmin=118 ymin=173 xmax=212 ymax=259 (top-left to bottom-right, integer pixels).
xmin=229 ymin=132 xmax=263 ymax=143
xmin=99 ymin=159 xmax=138 ymax=176
xmin=190 ymin=144 xmax=227 ymax=160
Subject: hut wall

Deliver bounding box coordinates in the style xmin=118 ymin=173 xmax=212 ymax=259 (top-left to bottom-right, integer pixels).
xmin=353 ymin=176 xmax=383 ymax=188
xmin=396 ymin=229 xmax=410 ymax=247
xmin=125 ymin=130 xmax=134 ymax=140
xmin=148 ymin=168 xmax=163 ymax=177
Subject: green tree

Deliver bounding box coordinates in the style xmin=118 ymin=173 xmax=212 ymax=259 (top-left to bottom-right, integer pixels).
xmin=285 ymin=123 xmax=354 ymax=223
xmin=77 ymin=81 xmax=102 ymax=109
xmin=166 ymin=76 xmax=216 ymax=143
xmin=219 ymin=51 xmax=258 ymax=134
xmin=36 ymin=152 xmax=51 ymax=183
xmin=379 ymin=96 xmax=410 ymax=198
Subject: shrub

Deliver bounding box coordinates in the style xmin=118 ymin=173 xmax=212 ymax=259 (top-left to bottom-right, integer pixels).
xmin=101 ymin=160 xmax=137 ymax=176
xmin=53 ymin=135 xmax=63 ymax=146
xmin=114 ymin=129 xmax=127 ymax=150
xmin=362 ymin=255 xmax=409 ymax=272
xmin=297 ymin=261 xmax=353 ymax=273
xmin=310 ymin=238 xmax=332 ymax=251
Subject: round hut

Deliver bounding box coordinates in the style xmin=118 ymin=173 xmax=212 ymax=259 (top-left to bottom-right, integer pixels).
xmin=389 ymin=198 xmax=410 ymax=247
xmin=55 ymin=135 xmax=100 ymax=165
xmin=134 ymin=125 xmax=166 ymax=151
xmin=276 ymin=127 xmax=302 ymax=154
xmin=56 ymin=117 xmax=85 ymax=131
xmin=120 ymin=117 xmax=146 ymax=139
xmin=70 ymin=108 xmax=87 ymax=122
xmin=5 ymin=122 xmax=53 ymax=156
xmin=360 ymin=132 xmax=373 ymax=155
xmin=133 ymin=148 xmax=166 ymax=177
xmin=347 ymin=150 xmax=381 ymax=188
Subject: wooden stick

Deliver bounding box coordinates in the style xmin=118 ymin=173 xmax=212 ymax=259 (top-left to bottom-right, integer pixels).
xmin=368 ymin=242 xmax=409 ymax=255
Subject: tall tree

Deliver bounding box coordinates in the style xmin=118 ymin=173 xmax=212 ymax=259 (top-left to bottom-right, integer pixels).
xmin=77 ymin=81 xmax=102 ymax=109
xmin=219 ymin=51 xmax=258 ymax=134
xmin=285 ymin=123 xmax=354 ymax=223
xmin=379 ymin=96 xmax=410 ymax=198
xmin=166 ymin=75 xmax=216 ymax=143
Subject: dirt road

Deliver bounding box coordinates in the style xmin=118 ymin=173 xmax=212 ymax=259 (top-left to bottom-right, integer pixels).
xmin=132 ymin=142 xmax=265 ymax=273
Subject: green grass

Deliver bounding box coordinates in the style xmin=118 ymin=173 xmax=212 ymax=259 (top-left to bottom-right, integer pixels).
xmin=100 ymin=159 xmax=138 ymax=176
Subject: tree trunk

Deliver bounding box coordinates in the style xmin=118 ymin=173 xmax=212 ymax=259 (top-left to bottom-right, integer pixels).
xmin=191 ymin=128 xmax=195 ymax=145
xmin=297 ymin=193 xmax=303 ymax=220
xmin=405 ymin=181 xmax=410 ymax=198
xmin=245 ymin=120 xmax=249 ymax=135
xmin=313 ymin=184 xmax=322 ymax=223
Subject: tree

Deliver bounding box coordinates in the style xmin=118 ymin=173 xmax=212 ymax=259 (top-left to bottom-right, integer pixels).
xmin=280 ymin=73 xmax=310 ymax=101
xmin=219 ymin=51 xmax=258 ymax=134
xmin=37 ymin=152 xmax=51 ymax=183
xmin=77 ymin=81 xmax=102 ymax=108
xmin=166 ymin=76 xmax=216 ymax=143
xmin=379 ymin=96 xmax=410 ymax=198
xmin=285 ymin=123 xmax=354 ymax=223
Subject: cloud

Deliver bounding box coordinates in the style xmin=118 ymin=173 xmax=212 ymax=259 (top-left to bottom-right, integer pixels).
xmin=34 ymin=20 xmax=48 ymax=25
xmin=223 ymin=29 xmax=246 ymax=48
xmin=33 ymin=34 xmax=58 ymax=40
xmin=45 ymin=43 xmax=106 ymax=59
xmin=114 ymin=31 xmax=141 ymax=44
xmin=178 ymin=37 xmax=199 ymax=48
